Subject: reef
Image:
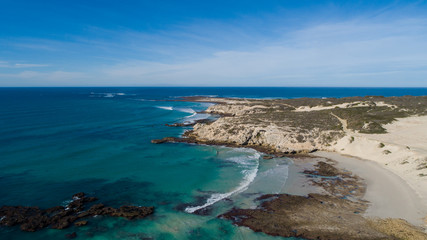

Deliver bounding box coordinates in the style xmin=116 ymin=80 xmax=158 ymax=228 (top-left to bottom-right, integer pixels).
xmin=0 ymin=192 xmax=154 ymax=232
xmin=219 ymin=161 xmax=427 ymax=240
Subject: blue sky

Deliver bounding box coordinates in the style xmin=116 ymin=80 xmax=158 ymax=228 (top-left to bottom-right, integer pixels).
xmin=1 ymin=0 xmax=427 ymax=87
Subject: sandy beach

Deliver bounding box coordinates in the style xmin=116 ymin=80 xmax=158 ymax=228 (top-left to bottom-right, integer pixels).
xmin=314 ymin=151 xmax=427 ymax=227
xmin=322 ymin=115 xmax=427 ymax=227
xmin=154 ymin=95 xmax=427 ymax=238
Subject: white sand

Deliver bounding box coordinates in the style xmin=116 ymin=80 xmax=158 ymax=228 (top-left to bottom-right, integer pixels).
xmin=318 ymin=115 xmax=427 ymax=227
xmin=294 ymin=101 xmax=397 ymax=112
xmin=314 ymin=151 xmax=427 ymax=227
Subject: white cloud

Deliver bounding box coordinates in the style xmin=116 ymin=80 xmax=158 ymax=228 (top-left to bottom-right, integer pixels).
xmin=0 ymin=71 xmax=87 ymax=86
xmin=97 ymin=17 xmax=427 ymax=87
xmin=14 ymin=63 xmax=50 ymax=68
xmin=2 ymin=12 xmax=427 ymax=87
xmin=0 ymin=61 xmax=50 ymax=68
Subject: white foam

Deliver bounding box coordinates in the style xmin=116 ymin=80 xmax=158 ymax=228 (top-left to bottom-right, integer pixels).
xmin=185 ymin=151 xmax=260 ymax=213
xmin=89 ymin=92 xmax=130 ymax=98
xmin=182 ymin=113 xmax=211 ymax=125
xmin=61 ymin=199 xmax=73 ymax=207
xmin=175 ymin=108 xmax=196 ymax=114
xmin=156 ymin=106 xmax=174 ymax=111
xmin=104 ymin=93 xmax=115 ymax=98
xmin=185 ymin=166 xmax=258 ymax=213
xmin=185 ymin=112 xmax=197 ymax=118
xmin=155 ymin=106 xmax=197 ymax=114
xmin=225 ymin=152 xmax=261 ymax=166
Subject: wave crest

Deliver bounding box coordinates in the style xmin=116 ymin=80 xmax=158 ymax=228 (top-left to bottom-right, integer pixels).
xmin=185 ymin=150 xmax=260 ymax=213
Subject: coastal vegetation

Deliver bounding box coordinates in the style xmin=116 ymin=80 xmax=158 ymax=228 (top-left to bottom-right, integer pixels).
xmin=151 ymin=95 xmax=427 ymax=239
xmin=173 ymin=95 xmax=427 ymax=155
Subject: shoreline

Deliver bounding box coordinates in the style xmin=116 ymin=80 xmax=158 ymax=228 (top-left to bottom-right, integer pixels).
xmin=154 ymin=95 xmax=427 ymax=238
xmin=331 ymin=115 xmax=427 ymax=209
xmin=314 ymin=151 xmax=427 ymax=227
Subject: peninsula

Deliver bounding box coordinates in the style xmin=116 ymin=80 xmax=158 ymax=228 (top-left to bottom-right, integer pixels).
xmin=154 ymin=95 xmax=427 ymax=239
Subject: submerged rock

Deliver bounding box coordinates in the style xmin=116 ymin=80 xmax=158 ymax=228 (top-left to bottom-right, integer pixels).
xmin=110 ymin=206 xmax=154 ymax=220
xmin=74 ymin=220 xmax=88 ymax=227
xmin=65 ymin=232 xmax=77 ymax=239
xmin=0 ymin=192 xmax=154 ymax=232
xmin=303 ymin=161 xmax=340 ymax=177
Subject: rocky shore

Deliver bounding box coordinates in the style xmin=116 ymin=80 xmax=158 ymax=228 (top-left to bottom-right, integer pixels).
xmin=219 ymin=159 xmax=427 ymax=240
xmin=0 ymin=192 xmax=154 ymax=232
xmin=152 ymin=95 xmax=427 ymax=239
xmin=179 ymin=95 xmax=427 ymax=153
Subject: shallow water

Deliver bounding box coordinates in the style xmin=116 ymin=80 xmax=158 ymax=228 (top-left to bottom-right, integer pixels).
xmin=1 ymin=87 xmax=426 ymax=239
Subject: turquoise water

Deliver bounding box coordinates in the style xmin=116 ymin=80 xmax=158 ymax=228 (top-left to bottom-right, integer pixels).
xmin=1 ymin=87 xmax=426 ymax=239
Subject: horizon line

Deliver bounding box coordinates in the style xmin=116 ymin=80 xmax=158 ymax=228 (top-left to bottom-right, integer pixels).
xmin=1 ymin=86 xmax=427 ymax=88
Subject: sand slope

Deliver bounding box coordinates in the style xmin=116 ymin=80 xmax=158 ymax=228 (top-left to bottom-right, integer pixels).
xmin=324 ymin=115 xmax=427 ymax=227
xmin=314 ymin=151 xmax=427 ymax=227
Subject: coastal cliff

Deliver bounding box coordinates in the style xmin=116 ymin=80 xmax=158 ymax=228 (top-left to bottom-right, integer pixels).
xmin=190 ymin=101 xmax=344 ymax=153
xmin=183 ymin=96 xmax=427 ymax=205
xmin=152 ymin=95 xmax=427 ymax=239
xmin=185 ymin=96 xmax=426 ymax=152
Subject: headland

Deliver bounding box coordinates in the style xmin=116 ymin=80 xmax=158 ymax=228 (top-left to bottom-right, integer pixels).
xmin=153 ymin=95 xmax=427 ymax=239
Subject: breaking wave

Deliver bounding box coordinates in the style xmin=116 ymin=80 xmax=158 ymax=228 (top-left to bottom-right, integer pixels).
xmin=185 ymin=150 xmax=260 ymax=213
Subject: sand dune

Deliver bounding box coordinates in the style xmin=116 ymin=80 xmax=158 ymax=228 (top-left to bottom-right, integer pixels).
xmin=323 ymin=115 xmax=427 ymax=227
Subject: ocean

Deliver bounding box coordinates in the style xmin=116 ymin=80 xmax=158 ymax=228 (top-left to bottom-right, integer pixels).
xmin=1 ymin=87 xmax=426 ymax=240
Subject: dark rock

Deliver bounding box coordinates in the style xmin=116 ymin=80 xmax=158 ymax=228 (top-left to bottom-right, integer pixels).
xmin=97 ymin=206 xmax=116 ymax=215
xmin=76 ymin=211 xmax=91 ymax=218
xmin=192 ymin=206 xmax=213 ymax=216
xmin=165 ymin=119 xmax=215 ymax=127
xmin=151 ymin=137 xmax=178 ymax=144
xmin=303 ymin=161 xmax=339 ymax=177
xmin=67 ymin=199 xmax=85 ymax=212
xmin=86 ymin=197 xmax=98 ymax=203
xmin=151 ymin=139 xmax=167 ymax=144
xmin=0 ymin=206 xmax=43 ymax=227
xmin=262 ymin=155 xmax=274 ymax=160
xmin=0 ymin=192 xmax=154 ymax=232
xmin=165 ymin=123 xmax=188 ymax=127
xmin=72 ymin=192 xmax=85 ymax=199
xmin=87 ymin=203 xmax=105 ymax=212
xmin=110 ymin=206 xmax=154 ymax=220
xmin=220 ymin=194 xmax=388 ymax=240
xmin=20 ymin=215 xmax=50 ymax=232
xmin=45 ymin=206 xmax=65 ymax=215
xmin=65 ymin=232 xmax=77 ymax=239
xmin=74 ymin=220 xmax=88 ymax=227
xmin=51 ymin=216 xmax=77 ymax=229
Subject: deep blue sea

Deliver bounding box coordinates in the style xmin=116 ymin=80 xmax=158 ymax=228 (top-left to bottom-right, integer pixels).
xmin=1 ymin=87 xmax=426 ymax=240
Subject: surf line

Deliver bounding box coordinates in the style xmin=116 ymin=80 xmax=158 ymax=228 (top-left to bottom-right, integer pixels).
xmin=185 ymin=154 xmax=260 ymax=213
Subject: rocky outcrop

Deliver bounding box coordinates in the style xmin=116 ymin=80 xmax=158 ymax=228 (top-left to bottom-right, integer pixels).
xmin=165 ymin=118 xmax=215 ymax=127
xmin=220 ymin=193 xmax=388 ymax=240
xmin=160 ymin=96 xmax=427 ymax=239
xmin=219 ymin=160 xmax=427 ymax=240
xmin=186 ymin=103 xmax=344 ymax=153
xmin=74 ymin=220 xmax=87 ymax=227
xmin=0 ymin=193 xmax=154 ymax=232
xmin=172 ymin=96 xmax=427 ymax=154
